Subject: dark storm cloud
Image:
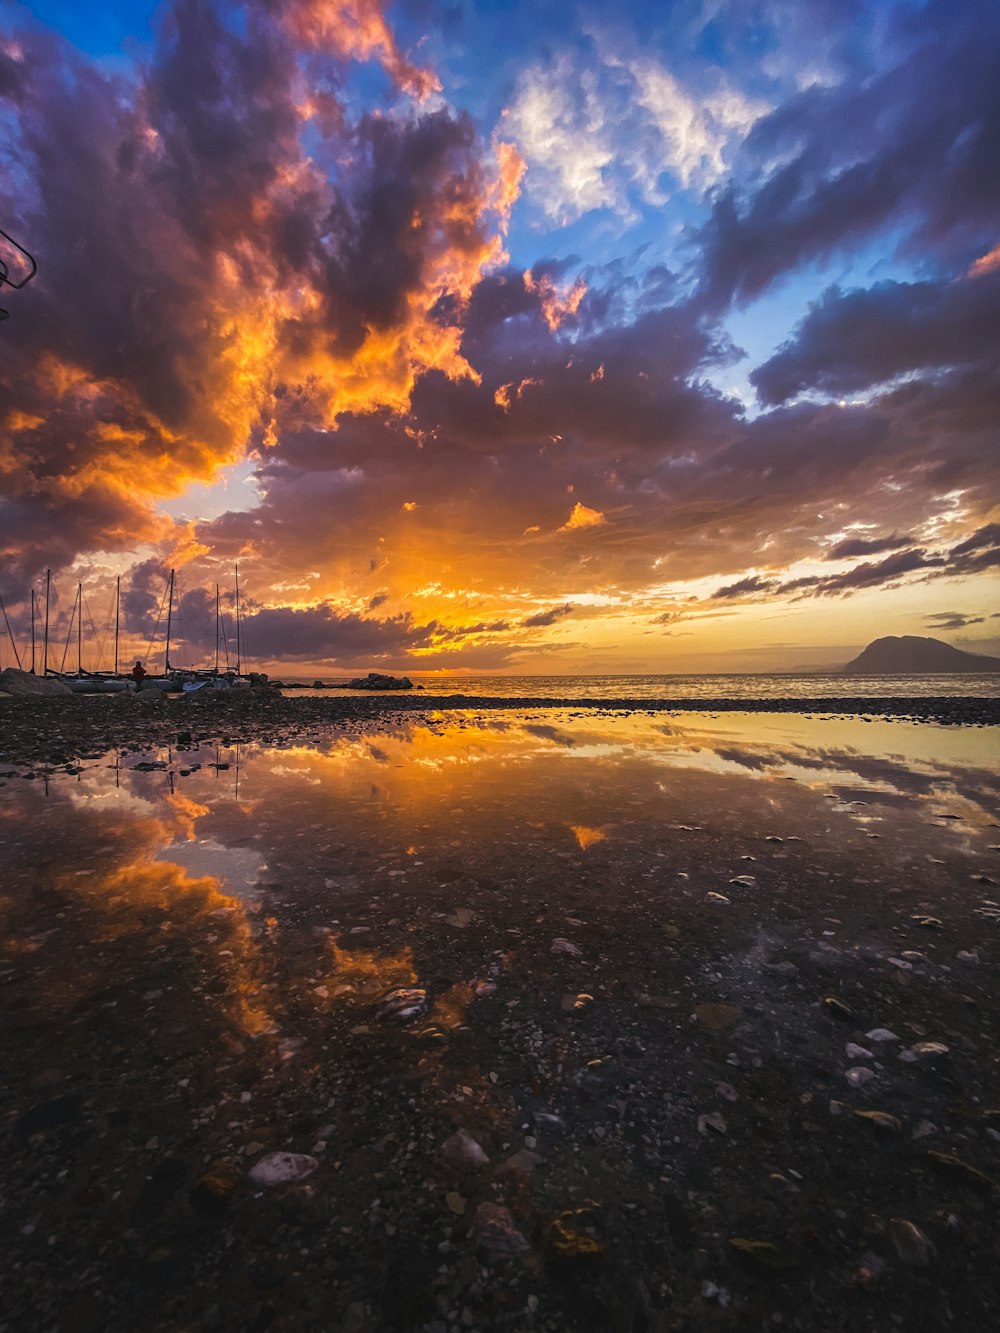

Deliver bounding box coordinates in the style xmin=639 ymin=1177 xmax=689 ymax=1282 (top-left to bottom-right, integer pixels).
xmin=925 ymin=612 xmax=984 ymax=630
xmin=241 ymin=603 xmax=436 ymax=661
xmin=0 ymin=0 xmax=505 ymax=585
xmin=696 ymin=0 xmax=1000 ymax=310
xmin=825 ymin=533 xmax=915 ymax=560
xmin=521 ymin=603 xmax=576 ymax=627
xmin=711 ymin=575 xmax=777 ymax=600
xmin=752 ymin=272 xmax=1000 ymax=405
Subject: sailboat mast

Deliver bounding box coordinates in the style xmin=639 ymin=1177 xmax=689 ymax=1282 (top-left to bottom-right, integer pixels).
xmin=234 ymin=563 xmax=241 ymax=675
xmin=43 ymin=569 xmax=50 ymax=676
xmin=114 ymin=576 xmax=120 ymax=676
xmin=77 ymin=582 xmax=82 ymax=674
xmin=165 ymin=568 xmax=174 ymax=673
xmin=215 ymin=583 xmax=220 ymax=673
xmin=30 ymin=588 xmax=35 ymax=673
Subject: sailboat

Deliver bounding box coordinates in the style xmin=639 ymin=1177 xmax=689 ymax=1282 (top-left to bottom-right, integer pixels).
xmin=53 ymin=577 xmax=131 ymax=692
xmin=146 ymin=566 xmax=251 ymax=693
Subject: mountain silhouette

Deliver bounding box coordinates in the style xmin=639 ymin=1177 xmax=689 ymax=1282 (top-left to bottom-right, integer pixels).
xmin=842 ymin=635 xmax=1000 ymax=673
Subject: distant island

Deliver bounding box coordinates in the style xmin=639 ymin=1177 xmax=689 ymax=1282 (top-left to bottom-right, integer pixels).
xmin=842 ymin=635 xmax=1000 ymax=673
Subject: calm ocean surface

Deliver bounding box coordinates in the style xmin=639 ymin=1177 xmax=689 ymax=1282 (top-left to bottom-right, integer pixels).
xmin=281 ymin=671 xmax=1000 ymax=700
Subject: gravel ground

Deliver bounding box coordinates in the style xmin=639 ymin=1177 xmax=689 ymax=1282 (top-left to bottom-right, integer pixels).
xmin=1 ymin=699 xmax=998 ymax=1332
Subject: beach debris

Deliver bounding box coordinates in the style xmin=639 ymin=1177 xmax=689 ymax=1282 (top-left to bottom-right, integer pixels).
xmin=375 ymin=988 xmax=428 ymax=1023
xmin=472 ymin=1202 xmax=538 ymax=1271
xmin=912 ymin=915 xmax=943 ymax=929
xmin=846 ymin=1066 xmax=876 ymax=1087
xmin=705 ymin=892 xmax=730 ymax=904
xmin=824 ymin=996 xmax=855 ymax=1021
xmin=445 ymin=907 xmax=476 ymax=928
xmin=729 ymin=875 xmax=756 ymax=888
xmin=887 ymin=957 xmax=913 ymax=970
xmin=857 ymin=1251 xmax=886 ymax=1289
xmin=561 ymin=992 xmax=593 ymax=1012
xmin=925 ymin=1151 xmax=997 ymax=1193
xmin=899 ymin=1041 xmax=949 ymax=1063
xmin=727 ymin=1237 xmax=799 ymax=1270
xmin=248 ymin=1152 xmax=318 ymax=1187
xmin=446 ymin=1190 xmax=467 ymax=1215
xmin=698 ymin=1112 xmax=728 ymax=1136
xmin=888 ymin=1219 xmax=934 ymax=1268
xmin=550 ymin=937 xmax=582 ymax=957
xmin=866 ymin=1028 xmax=899 ymax=1043
xmin=543 ymin=1204 xmax=606 ymax=1262
xmin=440 ymin=1130 xmax=490 ymax=1170
xmin=853 ymin=1110 xmax=901 ymax=1134
xmin=190 ymin=1162 xmax=240 ymax=1210
xmin=694 ymin=1003 xmax=742 ymax=1031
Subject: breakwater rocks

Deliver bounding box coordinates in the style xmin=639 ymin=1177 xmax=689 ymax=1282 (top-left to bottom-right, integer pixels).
xmin=0 ymin=689 xmax=996 ymax=770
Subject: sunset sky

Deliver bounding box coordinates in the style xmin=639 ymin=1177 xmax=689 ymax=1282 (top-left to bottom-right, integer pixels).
xmin=1 ymin=0 xmax=997 ymax=676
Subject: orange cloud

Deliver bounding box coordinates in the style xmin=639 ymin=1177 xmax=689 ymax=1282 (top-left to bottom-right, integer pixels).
xmin=283 ymin=0 xmax=440 ymax=100
xmin=524 ymin=269 xmax=587 ymax=332
xmin=966 ymin=242 xmax=1000 ymax=279
xmin=559 ymin=502 xmax=606 ymax=531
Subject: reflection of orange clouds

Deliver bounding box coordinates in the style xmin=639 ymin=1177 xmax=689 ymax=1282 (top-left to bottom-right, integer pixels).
xmin=569 ymin=824 xmax=607 ymax=850
xmin=326 ymin=937 xmax=417 ymax=997
xmin=164 ymin=791 xmax=211 ymax=843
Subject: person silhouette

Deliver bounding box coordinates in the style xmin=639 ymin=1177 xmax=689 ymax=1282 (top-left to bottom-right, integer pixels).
xmin=131 ymin=659 xmax=147 ymax=688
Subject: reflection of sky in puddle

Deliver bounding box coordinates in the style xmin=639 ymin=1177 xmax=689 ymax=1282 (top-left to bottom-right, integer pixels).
xmin=2 ymin=709 xmax=998 ymax=1056
xmin=3 ymin=713 xmax=998 ymax=906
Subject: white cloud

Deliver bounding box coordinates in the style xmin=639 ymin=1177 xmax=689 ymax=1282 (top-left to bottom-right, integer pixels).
xmin=505 ymin=42 xmax=767 ymax=225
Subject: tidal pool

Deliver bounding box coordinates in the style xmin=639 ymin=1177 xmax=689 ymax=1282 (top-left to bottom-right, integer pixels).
xmin=3 ymin=712 xmax=999 ymax=1332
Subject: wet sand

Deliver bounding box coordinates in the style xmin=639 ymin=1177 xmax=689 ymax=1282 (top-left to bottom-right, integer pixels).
xmin=2 ymin=705 xmax=999 ymax=1332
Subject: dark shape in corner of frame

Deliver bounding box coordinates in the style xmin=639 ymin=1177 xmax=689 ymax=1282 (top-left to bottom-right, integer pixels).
xmin=0 ymin=228 xmax=38 ymax=322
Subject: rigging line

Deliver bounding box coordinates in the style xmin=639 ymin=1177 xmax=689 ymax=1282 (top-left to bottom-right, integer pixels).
xmin=91 ymin=589 xmax=115 ymax=673
xmin=145 ymin=582 xmax=170 ymax=669
xmin=0 ymin=592 xmax=23 ymax=670
xmin=59 ymin=589 xmax=78 ymax=675
xmin=220 ymin=609 xmax=232 ymax=670
xmin=83 ymin=592 xmax=103 ymax=672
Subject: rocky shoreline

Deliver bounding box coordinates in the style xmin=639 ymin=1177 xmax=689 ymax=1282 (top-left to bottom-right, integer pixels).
xmin=0 ymin=689 xmax=997 ymax=771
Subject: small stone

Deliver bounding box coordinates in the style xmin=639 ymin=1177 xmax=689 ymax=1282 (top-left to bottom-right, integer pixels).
xmin=846 ymin=1043 xmax=874 ymax=1060
xmin=375 ymin=988 xmax=428 ymax=1023
xmin=853 ymin=1110 xmax=901 ymax=1134
xmin=865 ymin=1028 xmax=899 ymax=1043
xmin=505 ymin=1148 xmax=543 ymax=1172
xmin=446 ymin=1191 xmax=467 ymax=1215
xmin=698 ymin=1112 xmax=728 ymax=1136
xmin=888 ymin=1218 xmax=934 ymax=1268
xmin=440 ymin=1130 xmax=490 ymax=1169
xmin=551 ymin=937 xmax=582 ymax=956
xmin=248 ymin=1152 xmax=318 ymax=1187
xmin=899 ymin=1042 xmax=949 ymax=1063
xmin=846 ymin=1066 xmax=876 ymax=1087
xmin=705 ymin=892 xmax=730 ymax=904
xmin=694 ymin=1003 xmax=742 ymax=1031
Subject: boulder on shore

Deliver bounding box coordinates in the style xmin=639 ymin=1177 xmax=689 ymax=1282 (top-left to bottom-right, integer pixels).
xmin=0 ymin=668 xmax=74 ymax=697
xmin=346 ymin=672 xmax=413 ymax=691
